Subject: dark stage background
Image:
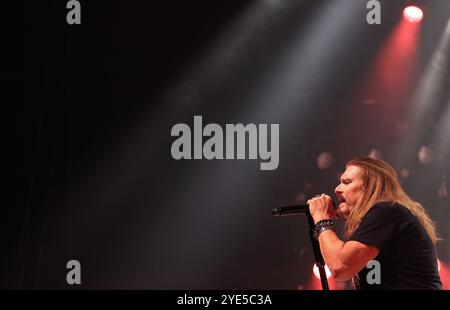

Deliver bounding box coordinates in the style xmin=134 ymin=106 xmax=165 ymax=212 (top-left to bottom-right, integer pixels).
xmin=9 ymin=0 xmax=450 ymax=289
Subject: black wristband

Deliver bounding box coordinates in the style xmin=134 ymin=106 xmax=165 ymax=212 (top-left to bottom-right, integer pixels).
xmin=313 ymin=219 xmax=335 ymax=240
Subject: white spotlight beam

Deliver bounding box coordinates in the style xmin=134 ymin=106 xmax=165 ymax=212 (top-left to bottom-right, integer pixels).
xmin=240 ymin=0 xmax=366 ymax=123
xmin=430 ymin=97 xmax=450 ymax=164
xmin=397 ymin=16 xmax=450 ymax=165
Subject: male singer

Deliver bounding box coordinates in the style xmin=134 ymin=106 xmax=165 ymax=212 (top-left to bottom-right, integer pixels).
xmin=307 ymin=157 xmax=442 ymax=289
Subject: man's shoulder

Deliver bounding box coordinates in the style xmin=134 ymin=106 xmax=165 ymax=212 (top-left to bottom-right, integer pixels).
xmin=364 ymin=201 xmax=407 ymax=219
xmin=370 ymin=201 xmax=404 ymax=212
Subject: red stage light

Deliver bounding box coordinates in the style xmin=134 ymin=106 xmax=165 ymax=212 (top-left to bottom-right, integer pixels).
xmin=403 ymin=6 xmax=424 ymax=23
xmin=313 ymin=263 xmax=332 ymax=280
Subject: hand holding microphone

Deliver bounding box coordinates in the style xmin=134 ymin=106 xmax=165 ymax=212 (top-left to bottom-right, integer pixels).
xmin=272 ymin=194 xmax=338 ymax=224
xmin=306 ymin=194 xmax=337 ymax=225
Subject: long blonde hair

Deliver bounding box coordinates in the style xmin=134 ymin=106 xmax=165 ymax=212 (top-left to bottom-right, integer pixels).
xmin=344 ymin=157 xmax=440 ymax=244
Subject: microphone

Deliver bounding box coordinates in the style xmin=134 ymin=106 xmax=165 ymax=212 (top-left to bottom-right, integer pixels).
xmin=272 ymin=200 xmax=337 ymax=216
xmin=271 ymin=204 xmax=309 ymax=216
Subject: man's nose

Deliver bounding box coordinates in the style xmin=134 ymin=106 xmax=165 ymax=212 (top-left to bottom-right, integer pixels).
xmin=335 ymin=184 xmax=342 ymax=194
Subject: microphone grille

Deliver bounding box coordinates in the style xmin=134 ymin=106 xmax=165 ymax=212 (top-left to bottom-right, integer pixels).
xmin=271 ymin=208 xmax=281 ymax=216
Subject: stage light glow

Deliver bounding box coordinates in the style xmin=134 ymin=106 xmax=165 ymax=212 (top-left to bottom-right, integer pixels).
xmin=403 ymin=6 xmax=424 ymax=23
xmin=418 ymin=145 xmax=433 ymax=164
xmin=317 ymin=152 xmax=333 ymax=170
xmin=399 ymin=168 xmax=411 ymax=179
xmin=368 ymin=149 xmax=382 ymax=160
xmin=313 ymin=263 xmax=332 ymax=279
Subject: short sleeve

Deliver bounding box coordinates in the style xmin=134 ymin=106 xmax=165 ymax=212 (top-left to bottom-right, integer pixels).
xmin=348 ymin=202 xmax=400 ymax=250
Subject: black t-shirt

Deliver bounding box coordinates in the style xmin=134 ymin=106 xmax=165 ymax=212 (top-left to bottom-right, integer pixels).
xmin=348 ymin=202 xmax=442 ymax=290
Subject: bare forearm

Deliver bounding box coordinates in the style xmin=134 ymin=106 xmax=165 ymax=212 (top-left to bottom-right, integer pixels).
xmin=308 ymin=194 xmax=379 ymax=280
xmin=317 ymin=229 xmax=379 ymax=280
xmin=317 ymin=230 xmax=346 ymax=277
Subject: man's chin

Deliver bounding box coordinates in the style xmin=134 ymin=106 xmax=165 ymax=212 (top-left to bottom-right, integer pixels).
xmin=337 ymin=203 xmax=350 ymax=219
